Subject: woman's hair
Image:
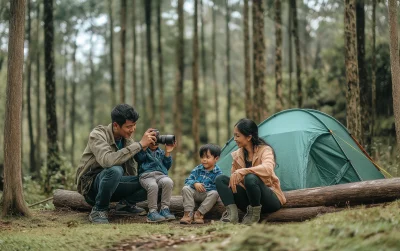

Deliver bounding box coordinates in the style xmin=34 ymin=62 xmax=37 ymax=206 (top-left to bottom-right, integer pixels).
xmin=235 ymin=118 xmax=276 ymax=161
xmin=235 ymin=118 xmax=267 ymax=146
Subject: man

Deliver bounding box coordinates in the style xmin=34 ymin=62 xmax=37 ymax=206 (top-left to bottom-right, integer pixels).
xmin=76 ymin=104 xmax=156 ymax=224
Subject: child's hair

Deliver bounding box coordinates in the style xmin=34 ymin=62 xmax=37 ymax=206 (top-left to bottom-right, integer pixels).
xmin=199 ymin=144 xmax=221 ymax=158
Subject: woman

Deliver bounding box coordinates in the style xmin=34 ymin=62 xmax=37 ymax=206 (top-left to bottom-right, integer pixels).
xmin=215 ymin=118 xmax=286 ymax=224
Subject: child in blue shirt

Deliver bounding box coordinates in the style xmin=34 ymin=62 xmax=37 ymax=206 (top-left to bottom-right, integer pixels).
xmin=134 ymin=141 xmax=176 ymax=223
xmin=180 ymin=144 xmax=223 ymax=224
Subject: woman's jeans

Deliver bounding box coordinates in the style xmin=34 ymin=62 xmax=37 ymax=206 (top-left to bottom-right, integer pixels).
xmin=215 ymin=174 xmax=281 ymax=213
xmin=85 ymin=166 xmax=147 ymax=211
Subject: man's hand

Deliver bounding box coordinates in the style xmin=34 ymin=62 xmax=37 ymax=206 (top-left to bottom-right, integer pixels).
xmin=194 ymin=183 xmax=206 ymax=193
xmin=165 ymin=141 xmax=177 ymax=155
xmin=139 ymin=128 xmax=157 ymax=148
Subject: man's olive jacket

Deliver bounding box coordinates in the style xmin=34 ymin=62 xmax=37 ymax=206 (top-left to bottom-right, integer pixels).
xmin=75 ymin=123 xmax=142 ymax=195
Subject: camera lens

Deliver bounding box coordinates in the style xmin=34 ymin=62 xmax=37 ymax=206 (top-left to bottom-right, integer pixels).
xmin=157 ymin=135 xmax=175 ymax=145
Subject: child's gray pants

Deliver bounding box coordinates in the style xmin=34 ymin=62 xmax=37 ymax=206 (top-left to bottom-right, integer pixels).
xmin=139 ymin=171 xmax=173 ymax=212
xmin=181 ymin=186 xmax=219 ymax=215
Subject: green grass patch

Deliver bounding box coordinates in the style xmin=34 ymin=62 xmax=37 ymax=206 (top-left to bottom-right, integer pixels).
xmin=0 ymin=201 xmax=399 ymax=251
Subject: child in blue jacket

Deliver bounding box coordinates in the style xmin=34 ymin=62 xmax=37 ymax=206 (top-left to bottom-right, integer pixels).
xmin=180 ymin=144 xmax=223 ymax=224
xmin=134 ymin=141 xmax=176 ymax=223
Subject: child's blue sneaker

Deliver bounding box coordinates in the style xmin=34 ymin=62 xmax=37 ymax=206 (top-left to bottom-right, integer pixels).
xmin=147 ymin=211 xmax=166 ymax=223
xmin=159 ymin=208 xmax=176 ymax=221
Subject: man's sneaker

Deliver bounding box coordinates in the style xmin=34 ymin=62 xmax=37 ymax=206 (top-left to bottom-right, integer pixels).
xmin=115 ymin=201 xmax=146 ymax=216
xmin=159 ymin=208 xmax=176 ymax=221
xmin=147 ymin=211 xmax=166 ymax=223
xmin=89 ymin=208 xmax=109 ymax=224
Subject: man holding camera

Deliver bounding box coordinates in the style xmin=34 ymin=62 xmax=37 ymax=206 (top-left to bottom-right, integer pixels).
xmin=76 ymin=104 xmax=157 ymax=224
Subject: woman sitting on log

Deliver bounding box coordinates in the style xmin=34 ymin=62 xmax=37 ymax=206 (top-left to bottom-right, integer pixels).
xmin=215 ymin=118 xmax=286 ymax=224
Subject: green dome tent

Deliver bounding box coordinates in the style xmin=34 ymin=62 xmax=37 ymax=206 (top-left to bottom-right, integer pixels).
xmin=217 ymin=109 xmax=385 ymax=191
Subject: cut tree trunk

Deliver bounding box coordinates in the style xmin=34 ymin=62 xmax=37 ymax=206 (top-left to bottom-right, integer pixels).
xmin=53 ymin=178 xmax=400 ymax=222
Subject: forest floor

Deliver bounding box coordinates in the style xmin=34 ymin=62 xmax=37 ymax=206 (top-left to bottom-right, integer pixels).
xmin=0 ymin=200 xmax=399 ymax=251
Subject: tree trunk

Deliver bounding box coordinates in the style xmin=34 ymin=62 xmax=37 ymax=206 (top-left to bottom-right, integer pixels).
xmin=344 ymin=0 xmax=362 ymax=142
xmin=70 ymin=31 xmax=78 ymax=166
xmin=274 ymin=0 xmax=283 ymax=112
xmin=89 ymin=9 xmax=95 ymax=130
xmin=145 ymin=0 xmax=155 ymax=127
xmin=62 ymin=41 xmax=68 ymax=152
xmin=192 ymin=0 xmax=200 ymax=164
xmin=44 ymin=0 xmax=60 ymax=194
xmin=212 ymin=3 xmax=220 ymax=145
xmin=174 ymin=0 xmax=184 ymax=154
xmin=243 ymin=0 xmax=252 ymax=119
xmin=252 ymin=0 xmax=267 ymax=123
xmin=140 ymin=16 xmax=147 ymax=127
xmin=35 ymin=0 xmax=42 ymax=176
xmin=357 ymin=0 xmax=370 ymax=151
xmin=26 ymin=0 xmax=36 ymax=176
xmin=131 ymin=0 xmax=137 ymax=106
xmin=2 ymin=0 xmax=31 ymax=217
xmin=290 ymin=0 xmax=302 ymax=108
xmin=288 ymin=8 xmax=293 ymax=108
xmin=371 ymin=0 xmax=376 ymax=142
xmin=226 ymin=0 xmax=232 ymax=136
xmin=388 ymin=0 xmax=400 ymax=150
xmin=108 ymin=0 xmax=116 ymax=106
xmin=53 ymin=178 xmax=400 ymax=221
xmin=199 ymin=0 xmax=208 ymax=143
xmin=119 ymin=0 xmax=127 ymax=104
xmin=156 ymin=0 xmax=165 ymax=131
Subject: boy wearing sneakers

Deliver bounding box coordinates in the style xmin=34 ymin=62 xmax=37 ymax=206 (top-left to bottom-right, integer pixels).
xmin=180 ymin=144 xmax=223 ymax=224
xmin=134 ymin=140 xmax=176 ymax=223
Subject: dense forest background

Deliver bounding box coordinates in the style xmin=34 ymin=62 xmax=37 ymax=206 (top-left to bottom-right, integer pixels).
xmin=0 ymin=0 xmax=399 ymax=196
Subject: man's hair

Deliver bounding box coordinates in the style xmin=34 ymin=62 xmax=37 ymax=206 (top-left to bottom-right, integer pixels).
xmin=111 ymin=104 xmax=139 ymax=126
xmin=199 ymin=144 xmax=221 ymax=158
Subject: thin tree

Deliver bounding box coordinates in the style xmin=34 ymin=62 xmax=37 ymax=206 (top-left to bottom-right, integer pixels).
xmin=35 ymin=0 xmax=42 ymax=174
xmin=356 ymin=0 xmax=369 ymax=150
xmin=288 ymin=7 xmax=293 ymax=108
xmin=2 ymin=0 xmax=31 ymax=217
xmin=212 ymin=2 xmax=220 ymax=145
xmin=192 ymin=0 xmax=200 ymax=163
xmin=156 ymin=0 xmax=165 ymax=131
xmin=61 ymin=39 xmax=68 ymax=151
xmin=70 ymin=31 xmax=78 ymax=166
xmin=199 ymin=0 xmax=208 ymax=143
xmin=252 ymin=0 xmax=267 ymax=123
xmin=145 ymin=0 xmax=155 ymax=127
xmin=26 ymin=0 xmax=36 ymax=175
xmin=274 ymin=0 xmax=283 ymax=112
xmin=174 ymin=0 xmax=184 ymax=154
xmin=344 ymin=0 xmax=362 ymax=142
xmin=132 ymin=0 xmax=137 ymax=106
xmin=89 ymin=1 xmax=95 ymax=129
xmin=243 ymin=0 xmax=252 ymax=119
xmin=140 ymin=15 xmax=147 ymax=126
xmin=44 ymin=0 xmax=61 ymax=193
xmin=371 ymin=0 xmax=376 ymax=141
xmin=388 ymin=0 xmax=400 ymax=150
xmin=119 ymin=0 xmax=127 ymax=103
xmin=225 ymin=0 xmax=232 ymax=136
xmin=290 ymin=0 xmax=302 ymax=108
xmin=108 ymin=0 xmax=116 ymax=105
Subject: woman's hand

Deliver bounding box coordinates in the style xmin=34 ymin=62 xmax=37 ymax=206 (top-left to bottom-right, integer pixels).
xmin=229 ymin=172 xmax=242 ymax=193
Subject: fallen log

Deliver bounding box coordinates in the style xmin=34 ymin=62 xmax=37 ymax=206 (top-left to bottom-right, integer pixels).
xmin=53 ymin=189 xmax=340 ymax=222
xmin=284 ymin=177 xmax=400 ymax=208
xmin=53 ymin=178 xmax=400 ymax=222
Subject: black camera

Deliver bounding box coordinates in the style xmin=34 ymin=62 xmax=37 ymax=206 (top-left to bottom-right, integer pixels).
xmin=153 ymin=129 xmax=175 ymax=145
